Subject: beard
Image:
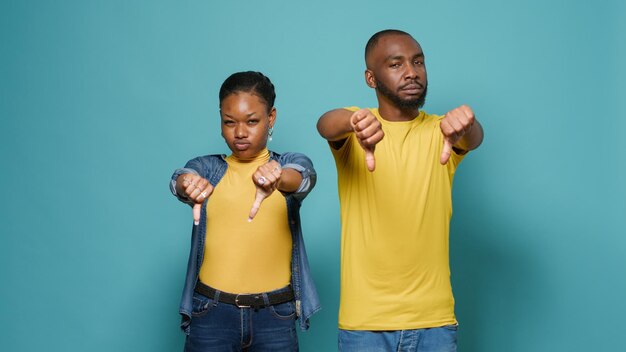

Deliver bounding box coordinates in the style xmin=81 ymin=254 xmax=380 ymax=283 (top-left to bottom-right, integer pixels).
xmin=375 ymin=78 xmax=428 ymax=110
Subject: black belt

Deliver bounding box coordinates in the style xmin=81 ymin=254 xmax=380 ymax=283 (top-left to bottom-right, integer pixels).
xmin=195 ymin=281 xmax=294 ymax=309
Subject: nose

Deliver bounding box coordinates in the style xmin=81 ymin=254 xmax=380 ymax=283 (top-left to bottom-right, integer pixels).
xmin=234 ymin=123 xmax=247 ymax=138
xmin=404 ymin=63 xmax=419 ymax=79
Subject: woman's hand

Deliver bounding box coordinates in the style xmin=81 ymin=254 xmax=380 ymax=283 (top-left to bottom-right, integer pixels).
xmin=176 ymin=174 xmax=214 ymax=225
xmin=248 ymin=161 xmax=282 ymax=221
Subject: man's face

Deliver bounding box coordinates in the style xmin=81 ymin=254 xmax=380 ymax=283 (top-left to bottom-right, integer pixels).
xmin=220 ymin=92 xmax=275 ymax=159
xmin=366 ymin=34 xmax=428 ymax=110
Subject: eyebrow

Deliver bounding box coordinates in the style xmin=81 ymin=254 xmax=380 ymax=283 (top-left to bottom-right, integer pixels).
xmin=385 ymin=53 xmax=424 ymax=62
xmin=222 ymin=112 xmax=257 ymax=119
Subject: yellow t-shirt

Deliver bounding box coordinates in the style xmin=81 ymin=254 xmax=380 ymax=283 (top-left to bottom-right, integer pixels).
xmin=332 ymin=108 xmax=465 ymax=330
xmin=199 ymin=149 xmax=292 ymax=294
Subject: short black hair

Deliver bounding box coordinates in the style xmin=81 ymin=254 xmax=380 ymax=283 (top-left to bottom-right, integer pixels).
xmin=219 ymin=71 xmax=276 ymax=113
xmin=365 ymin=29 xmax=413 ymax=61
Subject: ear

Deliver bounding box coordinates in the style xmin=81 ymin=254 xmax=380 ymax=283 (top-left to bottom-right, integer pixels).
xmin=365 ymin=69 xmax=376 ymax=89
xmin=268 ymin=107 xmax=277 ymax=128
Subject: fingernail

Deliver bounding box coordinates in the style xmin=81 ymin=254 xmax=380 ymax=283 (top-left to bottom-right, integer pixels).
xmin=194 ymin=221 xmax=199 ymax=225
xmin=247 ymin=218 xmax=252 ymax=222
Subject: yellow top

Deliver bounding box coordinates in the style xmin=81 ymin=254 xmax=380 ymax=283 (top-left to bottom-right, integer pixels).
xmin=333 ymin=107 xmax=465 ymax=330
xmin=199 ymin=149 xmax=292 ymax=293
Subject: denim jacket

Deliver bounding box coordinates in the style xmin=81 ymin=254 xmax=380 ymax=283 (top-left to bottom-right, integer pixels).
xmin=169 ymin=151 xmax=320 ymax=333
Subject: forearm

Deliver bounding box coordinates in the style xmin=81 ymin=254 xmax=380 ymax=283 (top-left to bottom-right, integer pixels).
xmin=277 ymin=168 xmax=303 ymax=193
xmin=278 ymin=153 xmax=317 ymax=200
xmin=317 ymin=108 xmax=354 ymax=141
xmin=455 ymin=119 xmax=484 ymax=152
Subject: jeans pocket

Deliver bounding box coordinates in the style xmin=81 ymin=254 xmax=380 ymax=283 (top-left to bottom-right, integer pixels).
xmin=270 ymin=301 xmax=296 ymax=320
xmin=191 ymin=292 xmax=214 ymax=317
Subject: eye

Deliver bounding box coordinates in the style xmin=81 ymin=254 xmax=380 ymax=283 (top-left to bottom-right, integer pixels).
xmin=389 ymin=63 xmax=401 ymax=69
xmin=247 ymin=119 xmax=259 ymax=125
xmin=222 ymin=120 xmax=235 ymax=126
xmin=414 ymin=59 xmax=424 ymax=66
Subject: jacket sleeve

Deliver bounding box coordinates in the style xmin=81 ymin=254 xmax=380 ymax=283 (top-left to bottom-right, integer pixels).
xmin=279 ymin=152 xmax=317 ymax=203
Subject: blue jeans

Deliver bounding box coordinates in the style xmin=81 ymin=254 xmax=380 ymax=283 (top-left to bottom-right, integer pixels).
xmin=338 ymin=325 xmax=458 ymax=352
xmin=184 ymin=286 xmax=298 ymax=352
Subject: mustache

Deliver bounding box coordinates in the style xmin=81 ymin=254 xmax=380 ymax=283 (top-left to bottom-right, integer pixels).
xmin=399 ymin=81 xmax=424 ymax=90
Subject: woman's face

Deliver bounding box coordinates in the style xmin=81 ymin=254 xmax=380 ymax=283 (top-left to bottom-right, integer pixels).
xmin=220 ymin=91 xmax=276 ymax=159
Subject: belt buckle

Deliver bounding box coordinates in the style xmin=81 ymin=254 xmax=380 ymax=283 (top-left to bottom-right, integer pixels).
xmin=234 ymin=294 xmax=251 ymax=308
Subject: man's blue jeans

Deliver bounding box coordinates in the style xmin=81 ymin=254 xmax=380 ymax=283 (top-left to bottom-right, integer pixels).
xmin=184 ymin=286 xmax=298 ymax=352
xmin=338 ymin=325 xmax=458 ymax=352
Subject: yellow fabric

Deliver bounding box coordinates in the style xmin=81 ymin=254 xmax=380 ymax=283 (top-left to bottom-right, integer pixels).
xmin=333 ymin=107 xmax=465 ymax=330
xmin=199 ymin=149 xmax=292 ymax=293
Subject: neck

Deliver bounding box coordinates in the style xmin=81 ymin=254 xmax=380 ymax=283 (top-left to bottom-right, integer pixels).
xmin=229 ymin=148 xmax=270 ymax=163
xmin=377 ymin=99 xmax=420 ymax=122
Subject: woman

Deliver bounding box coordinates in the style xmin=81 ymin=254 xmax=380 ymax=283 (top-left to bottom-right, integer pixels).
xmin=169 ymin=71 xmax=320 ymax=351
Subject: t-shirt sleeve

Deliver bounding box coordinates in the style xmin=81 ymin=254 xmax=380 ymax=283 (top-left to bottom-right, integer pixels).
xmin=329 ymin=106 xmax=363 ymax=163
xmin=330 ymin=131 xmax=357 ymax=166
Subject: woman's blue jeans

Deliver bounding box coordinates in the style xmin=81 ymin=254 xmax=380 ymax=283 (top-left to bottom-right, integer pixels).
xmin=184 ymin=286 xmax=298 ymax=352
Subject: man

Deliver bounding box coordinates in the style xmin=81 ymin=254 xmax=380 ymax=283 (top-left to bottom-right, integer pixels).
xmin=317 ymin=29 xmax=484 ymax=351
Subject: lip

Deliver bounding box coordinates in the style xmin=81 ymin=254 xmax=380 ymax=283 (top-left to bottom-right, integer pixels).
xmin=233 ymin=141 xmax=250 ymax=151
xmin=400 ymin=83 xmax=423 ymax=94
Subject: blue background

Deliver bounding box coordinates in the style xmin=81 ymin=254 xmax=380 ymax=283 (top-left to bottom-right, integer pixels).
xmin=1 ymin=1 xmax=625 ymax=351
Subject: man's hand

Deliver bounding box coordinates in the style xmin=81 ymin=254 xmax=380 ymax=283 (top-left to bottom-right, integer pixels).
xmin=248 ymin=160 xmax=283 ymax=222
xmin=177 ymin=174 xmax=214 ymax=225
xmin=440 ymin=105 xmax=475 ymax=165
xmin=351 ymin=109 xmax=384 ymax=172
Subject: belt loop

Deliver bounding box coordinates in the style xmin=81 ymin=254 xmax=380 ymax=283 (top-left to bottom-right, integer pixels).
xmin=212 ymin=289 xmax=220 ymax=307
xmin=261 ymin=293 xmax=270 ymax=308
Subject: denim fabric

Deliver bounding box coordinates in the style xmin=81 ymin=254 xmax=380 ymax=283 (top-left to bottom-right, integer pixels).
xmin=170 ymin=151 xmax=320 ymax=333
xmin=184 ymin=286 xmax=298 ymax=352
xmin=338 ymin=326 xmax=458 ymax=352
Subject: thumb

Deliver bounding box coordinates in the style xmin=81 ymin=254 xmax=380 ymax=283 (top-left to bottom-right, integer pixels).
xmin=364 ymin=148 xmax=376 ymax=172
xmin=192 ymin=203 xmax=202 ymax=225
xmin=248 ymin=188 xmax=267 ymax=222
xmin=440 ymin=139 xmax=453 ymax=165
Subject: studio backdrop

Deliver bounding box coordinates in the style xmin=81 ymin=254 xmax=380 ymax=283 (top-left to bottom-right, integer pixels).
xmin=1 ymin=1 xmax=624 ymax=351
